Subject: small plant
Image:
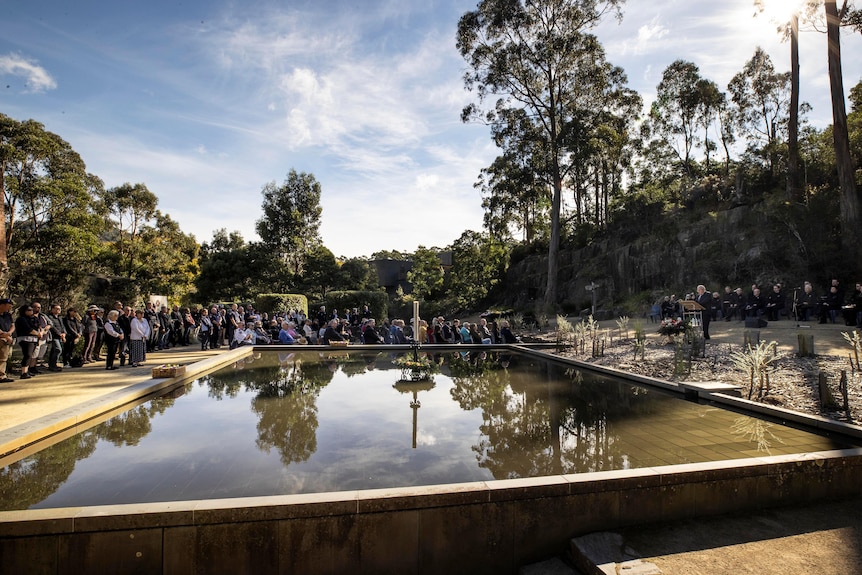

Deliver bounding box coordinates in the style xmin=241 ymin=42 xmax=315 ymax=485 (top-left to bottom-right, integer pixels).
xmin=616 ymin=315 xmax=630 ymax=339
xmin=841 ymin=330 xmax=861 ymax=371
xmin=631 ymin=320 xmax=646 ymax=361
xmin=574 ymin=321 xmax=589 ymax=354
xmin=730 ymin=340 xmax=779 ymax=400
xmin=555 ymin=315 xmax=573 ymax=351
xmin=510 ymin=312 xmax=524 ymax=330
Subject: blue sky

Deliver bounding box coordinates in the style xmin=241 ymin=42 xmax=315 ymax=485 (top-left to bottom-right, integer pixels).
xmin=2 ymin=0 xmax=860 ymax=258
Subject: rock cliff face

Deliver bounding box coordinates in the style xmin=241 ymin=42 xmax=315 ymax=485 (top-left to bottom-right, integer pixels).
xmin=502 ymin=203 xmax=831 ymax=312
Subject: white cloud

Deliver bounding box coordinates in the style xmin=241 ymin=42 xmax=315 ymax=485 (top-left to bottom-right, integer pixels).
xmin=636 ymin=20 xmax=670 ymax=54
xmin=0 ymin=53 xmax=57 ymax=93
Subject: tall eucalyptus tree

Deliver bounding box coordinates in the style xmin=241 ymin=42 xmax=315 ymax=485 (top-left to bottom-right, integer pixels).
xmin=457 ymin=0 xmax=626 ymax=310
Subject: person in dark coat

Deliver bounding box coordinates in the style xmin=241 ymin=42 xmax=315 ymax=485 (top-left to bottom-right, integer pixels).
xmin=15 ymin=304 xmax=42 ymax=379
xmin=695 ymin=285 xmax=713 ymax=340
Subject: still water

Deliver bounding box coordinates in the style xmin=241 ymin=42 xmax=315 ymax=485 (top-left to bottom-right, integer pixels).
xmin=0 ymin=350 xmax=853 ymax=511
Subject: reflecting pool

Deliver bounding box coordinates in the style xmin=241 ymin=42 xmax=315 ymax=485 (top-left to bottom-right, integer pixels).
xmin=0 ymin=349 xmax=854 ymax=511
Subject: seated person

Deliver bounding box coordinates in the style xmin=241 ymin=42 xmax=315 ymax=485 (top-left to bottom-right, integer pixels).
xmin=278 ymin=321 xmax=295 ymax=344
xmin=821 ymin=286 xmax=843 ymax=324
xmin=744 ymin=288 xmax=765 ymax=318
xmin=765 ymin=284 xmax=785 ymax=321
xmin=795 ymin=283 xmax=818 ymax=321
xmin=234 ymin=322 xmax=256 ymax=346
xmin=499 ymin=320 xmax=520 ymax=343
xmin=253 ymin=321 xmax=272 ymax=344
xmin=660 ymin=296 xmax=675 ymax=319
xmin=842 ymin=282 xmax=862 ymax=327
xmin=323 ymin=319 xmax=344 ymax=344
xmin=709 ymin=291 xmax=722 ymax=321
xmin=362 ymin=319 xmax=382 ymax=344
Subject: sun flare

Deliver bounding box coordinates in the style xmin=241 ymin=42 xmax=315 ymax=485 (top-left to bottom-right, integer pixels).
xmin=757 ymin=0 xmax=803 ymax=25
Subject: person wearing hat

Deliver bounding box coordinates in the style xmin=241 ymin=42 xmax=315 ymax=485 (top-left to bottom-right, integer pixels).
xmin=0 ymin=298 xmax=15 ymax=383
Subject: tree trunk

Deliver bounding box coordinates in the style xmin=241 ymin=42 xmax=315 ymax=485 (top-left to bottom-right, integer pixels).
xmin=0 ymin=166 xmax=7 ymax=291
xmin=787 ymin=13 xmax=802 ymax=202
xmin=826 ymin=0 xmax=862 ymax=266
xmin=544 ymin=169 xmax=562 ymax=312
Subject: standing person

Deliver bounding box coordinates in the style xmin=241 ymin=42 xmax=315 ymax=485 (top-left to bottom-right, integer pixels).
xmin=103 ymin=310 xmax=125 ymax=370
xmin=62 ymin=308 xmax=83 ymax=367
xmin=117 ymin=306 xmax=133 ymax=366
xmin=15 ymin=304 xmax=41 ymax=379
xmin=198 ymin=308 xmax=212 ymax=350
xmin=169 ymin=305 xmax=183 ymax=347
xmin=0 ymin=298 xmax=16 ymax=383
xmin=180 ymin=307 xmax=195 ymax=346
xmin=696 ymin=285 xmax=713 ymax=340
xmin=226 ymin=303 xmax=241 ymax=349
xmin=31 ymin=302 xmax=49 ymax=373
xmin=45 ymin=304 xmax=66 ymax=372
xmin=208 ymin=306 xmax=223 ymax=349
xmin=144 ymin=301 xmax=159 ymax=352
xmin=82 ymin=306 xmax=100 ymax=363
xmin=157 ymin=305 xmax=172 ymax=349
xmin=128 ymin=309 xmax=151 ymax=367
xmin=92 ymin=308 xmax=105 ymax=361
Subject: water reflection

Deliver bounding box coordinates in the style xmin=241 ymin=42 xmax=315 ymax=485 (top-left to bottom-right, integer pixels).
xmin=0 ymin=389 xmax=183 ymax=509
xmin=0 ymin=350 xmax=846 ymax=511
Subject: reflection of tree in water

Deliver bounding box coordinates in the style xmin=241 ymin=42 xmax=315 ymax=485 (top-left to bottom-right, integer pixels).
xmin=200 ymin=352 xmax=341 ymax=466
xmin=97 ymin=386 xmax=185 ymax=446
xmin=0 ymin=385 xmax=188 ymax=511
xmin=0 ymin=433 xmax=99 ymax=510
xmin=449 ymin=354 xmax=667 ymax=479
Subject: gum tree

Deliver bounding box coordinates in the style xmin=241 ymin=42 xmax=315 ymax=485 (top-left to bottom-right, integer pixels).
xmin=457 ymin=0 xmax=625 ymax=311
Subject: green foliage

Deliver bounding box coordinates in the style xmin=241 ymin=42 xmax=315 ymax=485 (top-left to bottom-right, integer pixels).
xmin=323 ymin=291 xmax=388 ymax=321
xmin=298 ymin=245 xmax=340 ymax=301
xmin=256 ymin=294 xmax=308 ymax=316
xmin=255 ymin=169 xmax=322 ymax=277
xmin=445 ymin=230 xmax=510 ymax=311
xmin=196 ymin=232 xmax=276 ymax=303
xmin=338 ymin=257 xmax=378 ymax=291
xmin=730 ymin=340 xmax=779 ymax=400
xmin=407 ymin=246 xmax=444 ymax=301
xmin=1 ymin=113 xmax=106 ymax=299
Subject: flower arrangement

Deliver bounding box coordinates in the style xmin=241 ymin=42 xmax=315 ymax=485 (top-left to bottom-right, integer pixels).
xmin=392 ymin=355 xmax=433 ymax=370
xmin=152 ymin=364 xmax=186 ymax=378
xmin=657 ymin=318 xmax=687 ymax=336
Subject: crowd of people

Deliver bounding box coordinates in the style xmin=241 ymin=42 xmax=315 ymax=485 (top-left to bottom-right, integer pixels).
xmin=0 ymin=299 xmax=524 ymax=382
xmin=656 ymin=279 xmax=862 ymax=329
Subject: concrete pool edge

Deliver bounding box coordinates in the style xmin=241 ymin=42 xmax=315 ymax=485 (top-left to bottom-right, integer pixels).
xmin=2 ymin=450 xmax=861 ymax=573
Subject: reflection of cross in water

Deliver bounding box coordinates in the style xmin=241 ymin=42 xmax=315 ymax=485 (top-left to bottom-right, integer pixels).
xmin=410 ymin=392 xmax=421 ymax=449
xmin=393 ymin=379 xmax=435 ymax=449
